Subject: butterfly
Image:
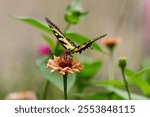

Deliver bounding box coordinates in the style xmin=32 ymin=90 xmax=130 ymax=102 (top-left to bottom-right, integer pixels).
xmin=45 ymin=17 xmax=107 ymax=56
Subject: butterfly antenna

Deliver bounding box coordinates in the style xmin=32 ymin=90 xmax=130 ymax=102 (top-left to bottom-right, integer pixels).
xmin=93 ymin=34 xmax=107 ymax=42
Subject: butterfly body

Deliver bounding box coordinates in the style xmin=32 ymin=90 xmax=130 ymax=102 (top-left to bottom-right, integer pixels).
xmin=45 ymin=17 xmax=107 ymax=56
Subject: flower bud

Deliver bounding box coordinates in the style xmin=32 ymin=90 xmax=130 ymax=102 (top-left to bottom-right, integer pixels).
xmin=118 ymin=56 xmax=127 ymax=70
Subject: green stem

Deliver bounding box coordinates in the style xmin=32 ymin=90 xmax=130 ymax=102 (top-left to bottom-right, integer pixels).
xmin=63 ymin=74 xmax=68 ymax=100
xmin=121 ymin=68 xmax=132 ymax=100
xmin=42 ymin=80 xmax=49 ymax=100
xmin=64 ymin=23 xmax=71 ymax=33
xmin=109 ymin=51 xmax=114 ymax=80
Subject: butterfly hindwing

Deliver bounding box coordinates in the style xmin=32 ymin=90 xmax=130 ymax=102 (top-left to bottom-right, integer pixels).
xmin=45 ymin=17 xmax=77 ymax=50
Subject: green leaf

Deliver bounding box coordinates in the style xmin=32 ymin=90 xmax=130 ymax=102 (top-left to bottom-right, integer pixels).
xmin=107 ymin=87 xmax=149 ymax=100
xmin=75 ymin=92 xmax=122 ymax=100
xmin=73 ymin=92 xmax=126 ymax=100
xmin=75 ymin=60 xmax=102 ymax=91
xmin=65 ymin=32 xmax=103 ymax=52
xmin=64 ymin=0 xmax=87 ymax=24
xmin=36 ymin=57 xmax=76 ymax=92
xmin=132 ymin=67 xmax=150 ymax=77
xmin=96 ymin=80 xmax=124 ymax=87
xmin=84 ymin=92 xmax=124 ymax=100
xmin=125 ymin=68 xmax=150 ymax=96
xmin=85 ymin=92 xmax=111 ymax=100
xmin=125 ymin=68 xmax=135 ymax=78
xmin=14 ymin=16 xmax=52 ymax=34
xmin=42 ymin=34 xmax=55 ymax=53
xmin=106 ymin=86 xmax=149 ymax=100
xmin=77 ymin=60 xmax=102 ymax=80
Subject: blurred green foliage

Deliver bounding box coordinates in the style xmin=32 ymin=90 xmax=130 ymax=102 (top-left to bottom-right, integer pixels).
xmin=64 ymin=0 xmax=87 ymax=24
xmin=11 ymin=0 xmax=150 ymax=100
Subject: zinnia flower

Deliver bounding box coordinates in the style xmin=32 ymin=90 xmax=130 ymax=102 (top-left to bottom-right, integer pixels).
xmin=5 ymin=91 xmax=37 ymax=100
xmin=101 ymin=37 xmax=121 ymax=51
xmin=47 ymin=56 xmax=83 ymax=75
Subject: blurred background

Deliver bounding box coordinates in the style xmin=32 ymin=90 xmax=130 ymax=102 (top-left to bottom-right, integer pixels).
xmin=0 ymin=0 xmax=148 ymax=99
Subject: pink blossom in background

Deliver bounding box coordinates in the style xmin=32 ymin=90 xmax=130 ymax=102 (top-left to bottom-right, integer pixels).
xmin=38 ymin=44 xmax=50 ymax=56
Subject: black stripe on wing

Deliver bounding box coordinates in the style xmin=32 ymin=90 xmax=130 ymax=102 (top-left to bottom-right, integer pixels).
xmin=45 ymin=17 xmax=77 ymax=48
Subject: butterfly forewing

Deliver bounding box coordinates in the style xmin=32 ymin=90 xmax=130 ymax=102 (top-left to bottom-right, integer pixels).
xmin=45 ymin=17 xmax=76 ymax=50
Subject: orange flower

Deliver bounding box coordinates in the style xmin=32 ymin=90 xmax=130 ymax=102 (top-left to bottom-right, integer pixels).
xmin=5 ymin=91 xmax=37 ymax=100
xmin=101 ymin=37 xmax=121 ymax=51
xmin=47 ymin=56 xmax=83 ymax=75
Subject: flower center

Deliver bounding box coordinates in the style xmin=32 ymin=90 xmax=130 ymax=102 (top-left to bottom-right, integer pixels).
xmin=59 ymin=58 xmax=73 ymax=68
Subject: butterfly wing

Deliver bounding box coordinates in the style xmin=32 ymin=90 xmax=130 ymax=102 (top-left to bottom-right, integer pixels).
xmin=45 ymin=17 xmax=107 ymax=56
xmin=45 ymin=17 xmax=77 ymax=50
xmin=68 ymin=34 xmax=107 ymax=55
